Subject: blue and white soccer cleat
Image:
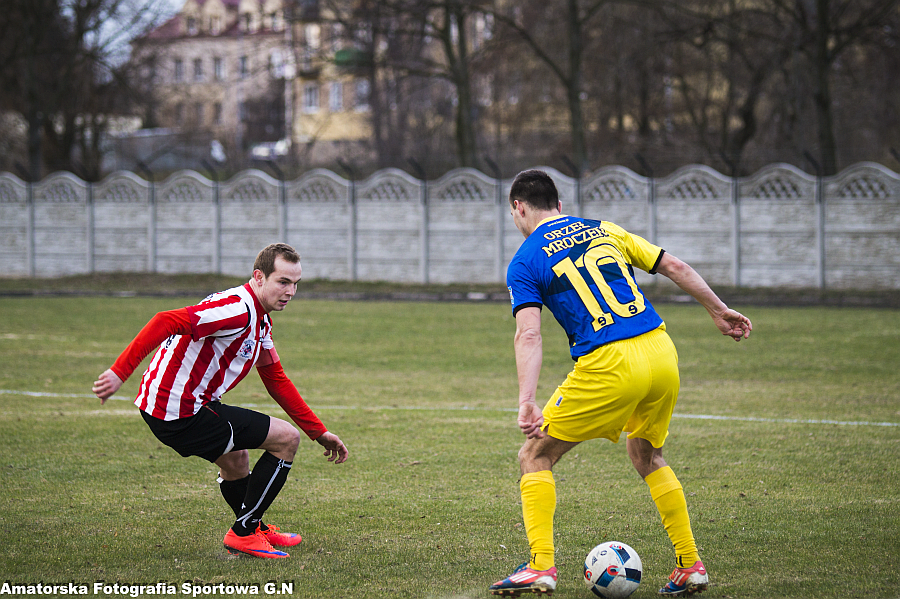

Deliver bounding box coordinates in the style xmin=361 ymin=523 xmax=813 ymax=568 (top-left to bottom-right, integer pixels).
xmin=658 ymin=560 xmax=708 ymax=596
xmin=489 ymin=562 xmax=558 ymax=596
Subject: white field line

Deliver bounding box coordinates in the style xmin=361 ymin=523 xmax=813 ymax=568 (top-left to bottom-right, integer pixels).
xmin=2 ymin=388 xmax=898 ymax=428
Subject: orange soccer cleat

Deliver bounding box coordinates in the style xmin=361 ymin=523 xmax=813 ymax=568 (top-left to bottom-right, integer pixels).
xmin=223 ymin=526 xmax=290 ymax=559
xmin=259 ymin=524 xmax=302 ymax=547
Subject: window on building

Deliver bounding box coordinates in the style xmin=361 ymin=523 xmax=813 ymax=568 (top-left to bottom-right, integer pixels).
xmin=354 ymin=79 xmax=370 ymax=112
xmin=386 ymin=77 xmax=398 ymax=110
xmin=508 ymin=76 xmax=521 ymax=106
xmin=175 ymin=102 xmax=184 ymax=125
xmin=329 ymin=81 xmax=343 ymax=112
xmin=357 ymin=22 xmax=373 ymax=44
xmin=239 ymin=55 xmax=249 ymax=79
xmin=193 ymin=58 xmax=203 ymax=81
xmin=269 ymin=50 xmax=283 ymax=78
xmin=210 ymin=16 xmax=221 ymax=35
xmin=186 ymin=17 xmax=198 ymax=35
xmin=270 ymin=11 xmax=281 ymax=31
xmin=305 ymin=24 xmax=320 ymax=51
xmin=213 ymin=102 xmax=223 ymax=125
xmin=474 ymin=13 xmax=493 ymax=49
xmin=298 ymin=0 xmax=319 ymax=21
xmin=214 ymin=57 xmax=224 ymax=81
xmin=194 ymin=102 xmax=204 ymax=124
xmin=300 ymin=49 xmax=312 ymax=72
xmin=330 ymin=23 xmax=343 ymax=53
xmin=242 ymin=13 xmax=253 ymax=32
xmin=303 ymin=83 xmax=319 ymax=113
xmin=174 ymin=58 xmax=184 ymax=82
xmin=450 ymin=13 xmax=459 ymax=46
xmin=142 ymin=62 xmax=156 ymax=83
xmin=477 ymin=73 xmax=493 ymax=106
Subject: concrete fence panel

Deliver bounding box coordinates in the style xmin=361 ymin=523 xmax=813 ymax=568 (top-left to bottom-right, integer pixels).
xmin=219 ymin=169 xmax=281 ymax=276
xmin=655 ymin=165 xmax=734 ymax=285
xmin=0 ymin=173 xmax=30 ymax=276
xmin=155 ymin=170 xmax=216 ymax=274
xmin=286 ymin=169 xmax=352 ymax=281
xmin=1 ymin=162 xmax=898 ymax=289
xmin=823 ymin=163 xmax=900 ymax=289
xmin=428 ymin=168 xmax=498 ymax=284
xmin=355 ymin=168 xmax=423 ymax=283
xmin=32 ymin=172 xmax=90 ymax=277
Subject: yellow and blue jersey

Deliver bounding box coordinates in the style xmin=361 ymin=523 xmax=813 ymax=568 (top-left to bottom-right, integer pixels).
xmin=507 ymin=215 xmax=666 ymax=359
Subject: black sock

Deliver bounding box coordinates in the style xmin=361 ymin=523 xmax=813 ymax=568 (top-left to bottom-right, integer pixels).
xmin=218 ymin=474 xmax=250 ymax=517
xmin=232 ymin=452 xmax=292 ymax=536
xmin=219 ymin=474 xmax=270 ymax=532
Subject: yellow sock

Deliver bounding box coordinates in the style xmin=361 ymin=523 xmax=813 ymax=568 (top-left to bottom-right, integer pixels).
xmin=645 ymin=466 xmax=700 ymax=568
xmin=520 ymin=471 xmax=556 ymax=570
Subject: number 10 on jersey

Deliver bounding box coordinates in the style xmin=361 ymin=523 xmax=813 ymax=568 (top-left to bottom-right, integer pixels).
xmin=551 ymin=242 xmax=647 ymax=332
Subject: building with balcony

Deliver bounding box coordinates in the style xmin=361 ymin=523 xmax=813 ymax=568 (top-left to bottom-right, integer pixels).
xmin=129 ymin=0 xmax=374 ymax=169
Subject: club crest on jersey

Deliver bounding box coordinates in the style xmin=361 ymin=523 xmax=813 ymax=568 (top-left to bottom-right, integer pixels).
xmin=238 ymin=338 xmax=256 ymax=359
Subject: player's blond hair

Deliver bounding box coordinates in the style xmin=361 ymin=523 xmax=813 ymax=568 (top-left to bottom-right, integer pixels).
xmin=253 ymin=243 xmax=300 ymax=277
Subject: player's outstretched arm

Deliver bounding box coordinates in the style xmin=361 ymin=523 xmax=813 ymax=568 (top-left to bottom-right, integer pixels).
xmin=315 ymin=431 xmax=349 ymax=464
xmin=92 ymin=308 xmax=193 ymax=404
xmin=656 ymin=252 xmax=752 ymax=342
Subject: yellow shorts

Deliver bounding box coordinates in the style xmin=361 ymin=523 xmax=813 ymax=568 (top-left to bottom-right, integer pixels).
xmin=541 ymin=326 xmax=679 ymax=448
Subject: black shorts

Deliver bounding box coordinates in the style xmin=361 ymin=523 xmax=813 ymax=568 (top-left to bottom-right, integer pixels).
xmin=140 ymin=402 xmax=270 ymax=463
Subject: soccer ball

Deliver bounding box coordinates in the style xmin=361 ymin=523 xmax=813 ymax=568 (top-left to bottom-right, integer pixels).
xmin=583 ymin=541 xmax=642 ymax=599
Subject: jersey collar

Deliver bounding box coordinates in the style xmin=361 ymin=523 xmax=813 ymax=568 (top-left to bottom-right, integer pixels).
xmin=243 ymin=282 xmax=267 ymax=317
xmin=536 ymin=214 xmax=569 ymax=229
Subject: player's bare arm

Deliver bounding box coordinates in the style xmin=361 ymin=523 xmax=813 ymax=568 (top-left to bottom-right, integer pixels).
xmin=655 ymin=252 xmax=752 ymax=341
xmin=514 ymin=306 xmax=546 ymax=439
xmin=315 ymin=431 xmax=349 ymax=464
xmin=92 ymin=369 xmax=124 ymax=404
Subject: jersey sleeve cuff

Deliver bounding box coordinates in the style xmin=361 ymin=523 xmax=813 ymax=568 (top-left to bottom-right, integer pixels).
xmin=512 ymin=302 xmax=543 ymax=317
xmin=649 ymin=249 xmax=666 ymax=275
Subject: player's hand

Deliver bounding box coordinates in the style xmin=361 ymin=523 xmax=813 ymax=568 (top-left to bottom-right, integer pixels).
xmin=315 ymin=431 xmax=349 ymax=464
xmin=518 ymin=401 xmax=545 ymax=439
xmin=92 ymin=369 xmax=124 ymax=404
xmin=715 ymin=308 xmax=752 ymax=342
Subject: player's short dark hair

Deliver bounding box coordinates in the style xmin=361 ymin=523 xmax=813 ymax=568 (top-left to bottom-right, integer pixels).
xmin=254 ymin=243 xmax=300 ymax=277
xmin=509 ymin=169 xmax=559 ymax=211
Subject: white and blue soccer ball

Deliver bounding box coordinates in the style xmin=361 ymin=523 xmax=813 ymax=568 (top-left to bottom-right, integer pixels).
xmin=583 ymin=541 xmax=642 ymax=599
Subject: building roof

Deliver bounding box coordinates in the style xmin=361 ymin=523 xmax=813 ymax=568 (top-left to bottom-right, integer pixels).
xmin=141 ymin=1 xmax=283 ymax=42
xmin=144 ymin=15 xmax=182 ymax=40
xmin=192 ymin=0 xmax=241 ymax=7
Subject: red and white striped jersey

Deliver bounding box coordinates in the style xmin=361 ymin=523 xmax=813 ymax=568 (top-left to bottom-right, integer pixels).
xmin=135 ymin=283 xmax=274 ymax=420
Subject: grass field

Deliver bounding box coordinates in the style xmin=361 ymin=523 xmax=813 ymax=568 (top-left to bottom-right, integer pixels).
xmin=0 ymin=289 xmax=898 ymax=598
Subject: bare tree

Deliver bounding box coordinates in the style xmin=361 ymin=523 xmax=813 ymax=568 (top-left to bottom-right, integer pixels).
xmin=657 ymin=0 xmax=900 ymax=175
xmin=0 ymin=0 xmax=170 ymax=180
xmin=363 ymin=0 xmax=487 ymax=169
xmin=789 ymin=0 xmax=899 ymax=174
xmin=484 ymin=0 xmax=613 ymax=175
xmin=640 ymin=1 xmax=791 ymax=174
xmin=0 ymin=0 xmax=69 ymax=179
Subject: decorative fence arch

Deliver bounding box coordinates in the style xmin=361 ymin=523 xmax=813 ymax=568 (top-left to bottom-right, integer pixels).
xmin=1 ymin=162 xmax=898 ymax=290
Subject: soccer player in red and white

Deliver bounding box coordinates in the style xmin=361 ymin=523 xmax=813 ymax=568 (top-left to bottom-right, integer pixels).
xmin=92 ymin=243 xmax=348 ymax=559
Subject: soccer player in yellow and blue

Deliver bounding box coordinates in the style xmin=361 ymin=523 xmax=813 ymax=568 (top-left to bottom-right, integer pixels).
xmin=489 ymin=170 xmax=752 ymax=597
